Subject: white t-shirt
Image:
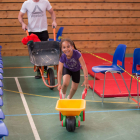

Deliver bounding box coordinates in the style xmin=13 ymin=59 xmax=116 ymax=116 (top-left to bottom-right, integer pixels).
xmin=20 ymin=0 xmax=52 ymax=32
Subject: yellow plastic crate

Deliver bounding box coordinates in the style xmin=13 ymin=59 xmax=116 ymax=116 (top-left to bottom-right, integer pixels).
xmin=55 ymin=99 xmax=86 ymax=116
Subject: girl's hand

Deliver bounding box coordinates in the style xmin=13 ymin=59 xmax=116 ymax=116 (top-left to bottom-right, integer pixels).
xmin=57 ymin=84 xmax=62 ymax=91
xmin=81 ymin=81 xmax=90 ymax=90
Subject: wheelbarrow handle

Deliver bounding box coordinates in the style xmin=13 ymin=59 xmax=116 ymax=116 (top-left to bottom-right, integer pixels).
xmin=82 ymin=88 xmax=87 ymax=99
xmin=25 ymin=29 xmax=29 ymax=36
xmin=53 ymin=26 xmax=56 ymax=41
xmin=59 ymin=89 xmax=62 ymax=99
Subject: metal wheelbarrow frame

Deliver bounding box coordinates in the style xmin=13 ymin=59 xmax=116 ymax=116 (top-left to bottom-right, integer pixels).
xmin=27 ymin=28 xmax=59 ymax=89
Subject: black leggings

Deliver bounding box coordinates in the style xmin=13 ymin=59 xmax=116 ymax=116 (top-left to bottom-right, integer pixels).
xmin=63 ymin=67 xmax=80 ymax=83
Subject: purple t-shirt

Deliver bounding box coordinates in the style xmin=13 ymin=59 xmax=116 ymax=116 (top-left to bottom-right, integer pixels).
xmin=59 ymin=50 xmax=82 ymax=72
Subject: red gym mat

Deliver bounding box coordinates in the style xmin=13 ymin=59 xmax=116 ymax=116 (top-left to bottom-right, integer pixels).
xmin=82 ymin=53 xmax=140 ymax=98
xmin=82 ymin=53 xmax=134 ymax=80
xmin=125 ymin=57 xmax=133 ymax=64
xmin=82 ymin=53 xmax=112 ymax=80
xmin=88 ymin=79 xmax=140 ymax=98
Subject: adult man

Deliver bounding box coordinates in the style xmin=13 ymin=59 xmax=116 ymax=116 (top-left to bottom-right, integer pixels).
xmin=18 ymin=0 xmax=57 ymax=79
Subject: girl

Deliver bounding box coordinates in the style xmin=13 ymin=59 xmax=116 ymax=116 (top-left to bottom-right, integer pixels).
xmin=57 ymin=38 xmax=90 ymax=99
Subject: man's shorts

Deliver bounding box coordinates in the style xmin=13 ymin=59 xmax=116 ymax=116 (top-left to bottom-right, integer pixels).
xmin=29 ymin=30 xmax=49 ymax=41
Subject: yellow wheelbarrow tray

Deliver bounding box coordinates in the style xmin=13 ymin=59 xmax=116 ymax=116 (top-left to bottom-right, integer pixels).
xmin=55 ymin=88 xmax=87 ymax=132
xmin=55 ymin=99 xmax=86 ymax=116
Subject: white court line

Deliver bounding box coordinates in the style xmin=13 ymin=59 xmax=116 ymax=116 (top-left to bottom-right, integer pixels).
xmin=15 ymin=77 xmax=41 ymax=140
xmin=4 ymin=76 xmax=35 ymax=78
xmin=4 ymin=74 xmax=88 ymax=78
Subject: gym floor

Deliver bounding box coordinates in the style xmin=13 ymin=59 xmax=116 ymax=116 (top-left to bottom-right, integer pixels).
xmin=2 ymin=55 xmax=140 ymax=140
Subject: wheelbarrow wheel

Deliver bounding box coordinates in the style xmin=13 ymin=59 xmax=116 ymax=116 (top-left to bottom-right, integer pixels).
xmin=66 ymin=116 xmax=76 ymax=132
xmin=80 ymin=110 xmax=85 ymax=121
xmin=59 ymin=112 xmax=63 ymax=121
xmin=47 ymin=68 xmax=55 ymax=90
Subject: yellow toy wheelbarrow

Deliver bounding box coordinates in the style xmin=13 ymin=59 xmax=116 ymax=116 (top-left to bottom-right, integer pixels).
xmin=55 ymin=88 xmax=87 ymax=132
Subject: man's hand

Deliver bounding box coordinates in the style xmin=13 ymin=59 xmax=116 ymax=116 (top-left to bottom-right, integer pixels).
xmin=22 ymin=23 xmax=28 ymax=31
xmin=18 ymin=11 xmax=28 ymax=31
xmin=52 ymin=21 xmax=57 ymax=28
xmin=48 ymin=8 xmax=57 ymax=28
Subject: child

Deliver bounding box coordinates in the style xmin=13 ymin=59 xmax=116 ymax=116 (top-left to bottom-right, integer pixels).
xmin=57 ymin=38 xmax=90 ymax=99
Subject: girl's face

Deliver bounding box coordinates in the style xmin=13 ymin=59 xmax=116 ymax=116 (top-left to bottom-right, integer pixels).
xmin=61 ymin=41 xmax=73 ymax=57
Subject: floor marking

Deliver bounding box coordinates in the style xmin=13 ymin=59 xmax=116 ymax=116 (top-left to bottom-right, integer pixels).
xmin=4 ymin=76 xmax=35 ymax=78
xmin=3 ymin=66 xmax=54 ymax=69
xmin=85 ymin=109 xmax=140 ymax=113
xmin=3 ymin=67 xmax=34 ymax=69
xmin=5 ymin=108 xmax=140 ymax=117
xmin=15 ymin=77 xmax=41 ymax=140
xmin=3 ymin=74 xmax=87 ymax=79
xmin=86 ymin=100 xmax=137 ymax=104
xmin=3 ymin=75 xmax=137 ymax=105
xmin=4 ymin=89 xmax=59 ymax=99
xmin=4 ymin=89 xmax=138 ymax=104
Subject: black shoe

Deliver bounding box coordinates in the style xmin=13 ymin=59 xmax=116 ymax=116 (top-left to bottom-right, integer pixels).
xmin=44 ymin=69 xmax=47 ymax=74
xmin=44 ymin=66 xmax=48 ymax=74
xmin=35 ymin=71 xmax=41 ymax=79
xmin=35 ymin=75 xmax=41 ymax=79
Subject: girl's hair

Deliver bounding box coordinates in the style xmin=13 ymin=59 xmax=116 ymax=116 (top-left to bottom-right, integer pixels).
xmin=59 ymin=38 xmax=79 ymax=58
